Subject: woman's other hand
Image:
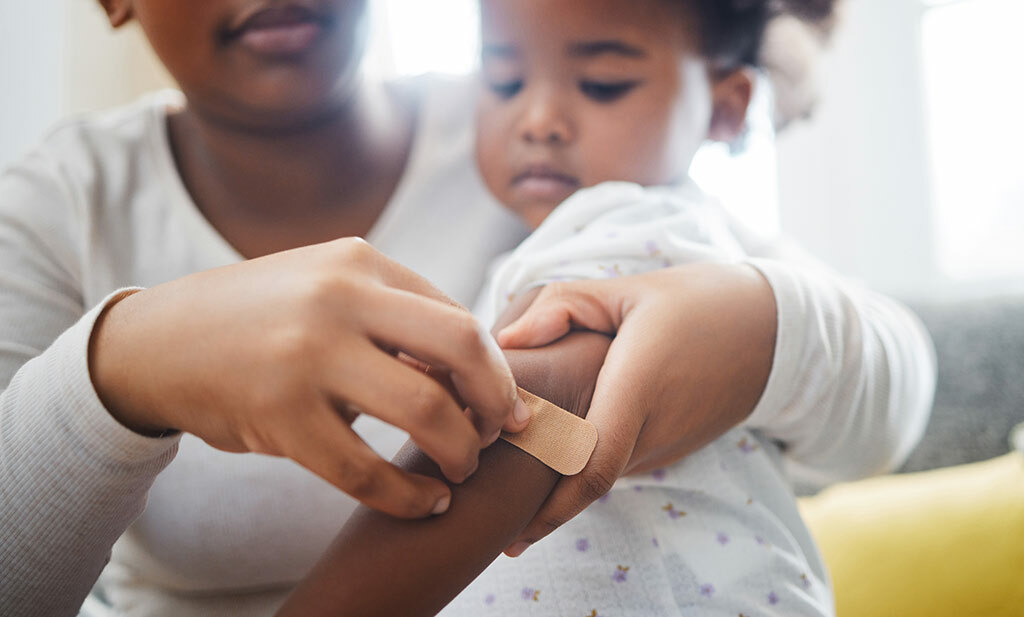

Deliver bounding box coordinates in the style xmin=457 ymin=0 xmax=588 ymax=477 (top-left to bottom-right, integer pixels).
xmin=88 ymin=238 xmax=529 ymax=519
xmin=496 ymin=263 xmax=777 ymax=555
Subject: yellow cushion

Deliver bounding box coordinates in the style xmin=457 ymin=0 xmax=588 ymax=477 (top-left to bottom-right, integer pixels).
xmin=798 ymin=453 xmax=1024 ymax=617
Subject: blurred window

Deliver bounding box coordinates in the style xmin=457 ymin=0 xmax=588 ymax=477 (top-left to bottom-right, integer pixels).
xmin=921 ymin=0 xmax=1024 ymax=282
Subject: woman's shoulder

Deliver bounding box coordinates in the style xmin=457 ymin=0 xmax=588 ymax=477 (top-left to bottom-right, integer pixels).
xmin=2 ymin=92 xmax=179 ymax=207
xmin=0 ymin=93 xmax=188 ymax=294
xmin=28 ymin=91 xmax=177 ymax=176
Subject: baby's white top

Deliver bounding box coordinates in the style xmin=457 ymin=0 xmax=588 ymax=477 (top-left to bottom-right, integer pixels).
xmin=0 ymin=76 xmax=934 ymax=617
xmin=460 ymin=181 xmax=837 ymax=616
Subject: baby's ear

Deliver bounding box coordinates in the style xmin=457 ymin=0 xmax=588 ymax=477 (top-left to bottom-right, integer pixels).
xmin=97 ymin=0 xmax=134 ymax=28
xmin=708 ymin=68 xmax=755 ymax=143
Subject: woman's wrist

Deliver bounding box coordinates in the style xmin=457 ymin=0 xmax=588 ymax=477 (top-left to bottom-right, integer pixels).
xmin=88 ymin=289 xmax=175 ymax=437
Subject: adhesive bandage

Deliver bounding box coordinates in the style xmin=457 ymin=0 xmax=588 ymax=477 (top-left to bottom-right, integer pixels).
xmin=499 ymin=388 xmax=598 ymax=475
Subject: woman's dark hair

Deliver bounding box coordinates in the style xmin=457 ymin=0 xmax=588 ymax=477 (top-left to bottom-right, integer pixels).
xmin=689 ymin=0 xmax=837 ymax=68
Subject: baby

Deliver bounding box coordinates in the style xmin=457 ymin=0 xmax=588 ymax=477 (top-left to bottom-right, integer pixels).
xmin=277 ymin=0 xmax=835 ymax=615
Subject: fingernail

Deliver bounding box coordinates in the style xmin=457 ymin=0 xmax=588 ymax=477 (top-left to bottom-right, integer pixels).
xmin=513 ymin=398 xmax=532 ymax=425
xmin=496 ymin=328 xmax=512 ymax=346
xmin=431 ymin=494 xmax=451 ymax=515
xmin=505 ymin=541 xmax=531 ymax=557
xmin=483 ymin=429 xmax=501 ymax=447
xmin=459 ymin=457 xmax=479 ymax=483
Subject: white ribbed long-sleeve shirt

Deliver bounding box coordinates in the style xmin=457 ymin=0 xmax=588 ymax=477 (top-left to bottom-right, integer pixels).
xmin=0 ymin=78 xmax=935 ymax=617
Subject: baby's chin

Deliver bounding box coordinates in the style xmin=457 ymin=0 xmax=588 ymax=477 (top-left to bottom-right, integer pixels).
xmin=505 ymin=198 xmax=564 ymax=230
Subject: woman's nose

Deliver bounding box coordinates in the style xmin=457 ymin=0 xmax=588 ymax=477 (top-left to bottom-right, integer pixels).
xmin=519 ymin=93 xmax=572 ymax=145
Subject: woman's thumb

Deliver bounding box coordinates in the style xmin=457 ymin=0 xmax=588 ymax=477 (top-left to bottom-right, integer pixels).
xmin=496 ymin=299 xmax=573 ymax=348
xmin=497 ymin=281 xmax=621 ymax=348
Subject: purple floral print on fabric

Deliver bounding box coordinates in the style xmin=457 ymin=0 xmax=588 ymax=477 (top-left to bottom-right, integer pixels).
xmin=611 ymin=565 xmax=630 ymax=583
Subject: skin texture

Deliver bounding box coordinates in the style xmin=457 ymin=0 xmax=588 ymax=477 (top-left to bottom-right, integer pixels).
xmin=88 ymin=0 xmax=529 ymax=520
xmin=275 ymin=290 xmax=612 ymax=617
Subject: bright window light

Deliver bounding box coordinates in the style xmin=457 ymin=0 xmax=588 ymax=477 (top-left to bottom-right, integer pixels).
xmin=364 ymin=0 xmax=480 ymax=77
xmin=922 ymin=0 xmax=1024 ymax=281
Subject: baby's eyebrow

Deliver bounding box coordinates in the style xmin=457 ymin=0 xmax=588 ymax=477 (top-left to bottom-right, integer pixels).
xmin=567 ymin=40 xmax=648 ymax=59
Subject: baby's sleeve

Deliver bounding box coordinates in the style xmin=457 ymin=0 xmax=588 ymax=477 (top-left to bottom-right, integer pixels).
xmin=734 ymin=222 xmax=936 ymax=487
xmin=483 ymin=182 xmax=746 ymax=324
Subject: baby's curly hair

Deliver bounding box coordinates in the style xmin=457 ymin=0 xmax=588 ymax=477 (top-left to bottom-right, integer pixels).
xmin=689 ymin=0 xmax=838 ymax=68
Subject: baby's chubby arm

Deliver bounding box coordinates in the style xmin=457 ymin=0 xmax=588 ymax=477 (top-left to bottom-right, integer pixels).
xmin=275 ymin=288 xmax=610 ymax=617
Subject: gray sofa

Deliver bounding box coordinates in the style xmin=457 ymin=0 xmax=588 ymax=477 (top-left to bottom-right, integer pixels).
xmin=898 ymin=295 xmax=1024 ymax=473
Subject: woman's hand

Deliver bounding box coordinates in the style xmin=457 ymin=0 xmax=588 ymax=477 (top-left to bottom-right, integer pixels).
xmin=496 ymin=262 xmax=777 ymax=555
xmin=89 ymin=238 xmax=530 ymax=519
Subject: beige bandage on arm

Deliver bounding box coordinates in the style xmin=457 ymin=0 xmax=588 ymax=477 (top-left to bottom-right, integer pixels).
xmin=499 ymin=388 xmax=598 ymax=476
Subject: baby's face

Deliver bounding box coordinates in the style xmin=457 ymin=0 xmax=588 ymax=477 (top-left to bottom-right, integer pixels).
xmin=475 ymin=0 xmax=714 ymax=228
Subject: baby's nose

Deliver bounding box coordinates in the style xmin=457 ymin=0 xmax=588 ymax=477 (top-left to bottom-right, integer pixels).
xmin=519 ymin=96 xmax=572 ymax=145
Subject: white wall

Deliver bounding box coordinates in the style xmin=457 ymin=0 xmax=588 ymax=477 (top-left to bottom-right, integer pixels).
xmin=775 ymin=0 xmax=1024 ymax=300
xmin=0 ymin=3 xmax=65 ymax=167
xmin=0 ymin=2 xmax=170 ymax=169
xmin=62 ymin=1 xmax=173 ymax=116
xmin=775 ymin=0 xmax=937 ymax=298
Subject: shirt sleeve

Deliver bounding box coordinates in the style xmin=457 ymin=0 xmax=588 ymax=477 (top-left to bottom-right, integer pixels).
xmin=0 ymin=150 xmax=180 ymax=616
xmin=736 ymin=223 xmax=936 ymax=487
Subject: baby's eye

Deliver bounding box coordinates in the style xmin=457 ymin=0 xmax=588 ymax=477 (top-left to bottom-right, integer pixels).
xmin=579 ymin=80 xmax=641 ymax=103
xmin=488 ymin=79 xmax=524 ymax=100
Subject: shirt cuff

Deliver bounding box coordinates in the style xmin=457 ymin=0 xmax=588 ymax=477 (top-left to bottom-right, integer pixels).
xmin=741 ymin=258 xmax=806 ymax=432
xmin=43 ymin=287 xmax=181 ymax=467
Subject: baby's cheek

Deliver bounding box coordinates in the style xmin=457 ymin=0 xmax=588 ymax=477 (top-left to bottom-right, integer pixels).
xmin=474 ymin=123 xmax=510 ymax=196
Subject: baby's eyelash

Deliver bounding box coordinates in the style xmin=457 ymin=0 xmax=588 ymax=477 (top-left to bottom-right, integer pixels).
xmin=579 ymin=80 xmax=642 ymax=103
xmin=488 ymin=79 xmax=524 ymax=99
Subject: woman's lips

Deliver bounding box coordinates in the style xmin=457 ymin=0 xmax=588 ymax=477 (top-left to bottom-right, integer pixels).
xmin=511 ymin=167 xmax=580 ymax=203
xmin=223 ymin=4 xmax=329 ymax=57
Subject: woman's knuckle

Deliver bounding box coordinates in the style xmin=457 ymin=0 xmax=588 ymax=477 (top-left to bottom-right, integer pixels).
xmin=335 ymin=237 xmax=376 ymax=265
xmin=398 ymin=488 xmax=434 ymax=518
xmin=538 ymin=511 xmax=568 ymax=534
xmin=410 ymin=381 xmax=447 ymax=425
xmin=453 ymin=313 xmax=488 ymax=358
xmin=337 ymin=459 xmax=377 ymax=498
xmin=579 ymin=466 xmax=617 ymax=501
xmin=239 ymin=425 xmax=275 ymax=456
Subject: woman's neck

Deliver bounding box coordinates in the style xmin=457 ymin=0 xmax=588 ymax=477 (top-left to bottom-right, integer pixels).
xmin=167 ymin=77 xmax=418 ymax=257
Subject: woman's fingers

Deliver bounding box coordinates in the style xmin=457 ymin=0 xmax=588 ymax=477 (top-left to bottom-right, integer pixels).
xmin=329 ymin=344 xmax=481 ymax=483
xmin=496 ymin=281 xmax=622 ymax=349
xmin=361 ymin=286 xmax=526 ymax=442
xmin=279 ymin=404 xmax=453 ymax=519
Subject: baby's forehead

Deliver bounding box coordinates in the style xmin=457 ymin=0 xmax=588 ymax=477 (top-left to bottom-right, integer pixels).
xmin=478 ymin=0 xmax=696 ymax=53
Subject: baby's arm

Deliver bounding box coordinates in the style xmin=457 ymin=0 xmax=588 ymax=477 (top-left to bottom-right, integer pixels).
xmin=275 ymin=289 xmax=610 ymax=617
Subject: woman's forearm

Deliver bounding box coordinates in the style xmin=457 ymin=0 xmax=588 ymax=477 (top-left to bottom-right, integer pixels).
xmin=276 ymin=331 xmax=611 ymax=617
